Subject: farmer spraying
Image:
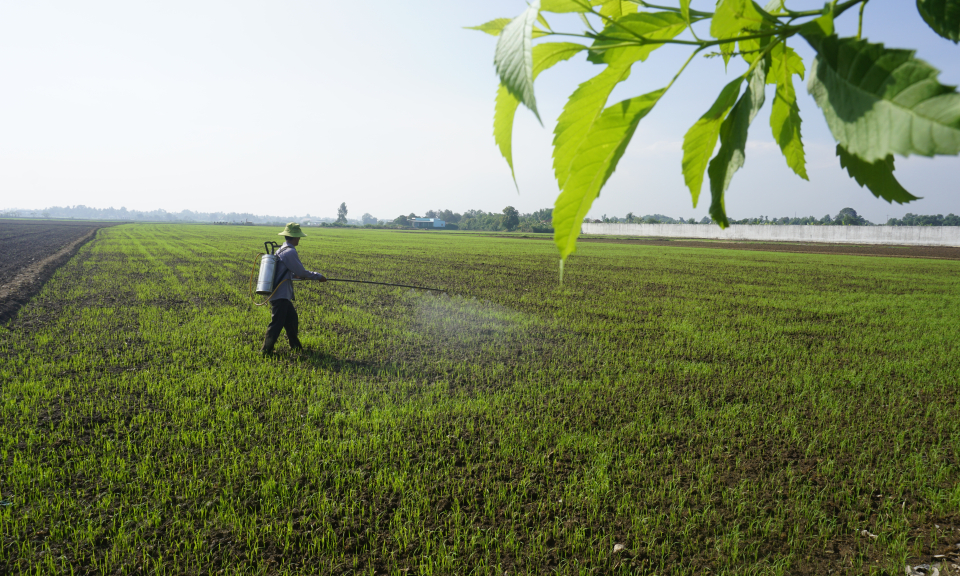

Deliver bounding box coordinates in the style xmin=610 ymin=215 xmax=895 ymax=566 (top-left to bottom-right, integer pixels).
xmin=261 ymin=223 xmax=326 ymax=354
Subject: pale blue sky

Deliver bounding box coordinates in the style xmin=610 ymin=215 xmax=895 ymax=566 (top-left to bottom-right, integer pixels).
xmin=0 ymin=1 xmax=957 ymax=222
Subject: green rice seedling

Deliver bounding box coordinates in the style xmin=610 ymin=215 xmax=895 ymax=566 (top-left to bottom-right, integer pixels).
xmin=1 ymin=224 xmax=959 ymax=574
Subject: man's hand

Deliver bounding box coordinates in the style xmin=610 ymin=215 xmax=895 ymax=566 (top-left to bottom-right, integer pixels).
xmin=318 ymin=274 xmax=327 ymax=283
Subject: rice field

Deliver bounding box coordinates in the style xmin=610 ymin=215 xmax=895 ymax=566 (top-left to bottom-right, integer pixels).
xmin=2 ymin=223 xmax=960 ymax=575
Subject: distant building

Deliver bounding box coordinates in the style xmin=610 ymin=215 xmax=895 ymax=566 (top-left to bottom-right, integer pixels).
xmin=412 ymin=218 xmax=445 ymax=229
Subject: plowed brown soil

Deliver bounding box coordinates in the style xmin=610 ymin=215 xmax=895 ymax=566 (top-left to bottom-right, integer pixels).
xmin=0 ymin=220 xmax=118 ymax=324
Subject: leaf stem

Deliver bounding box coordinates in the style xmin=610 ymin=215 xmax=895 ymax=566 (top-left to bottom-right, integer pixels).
xmin=548 ymin=29 xmax=705 ymax=46
xmin=543 ymin=0 xmax=857 ymax=60
xmin=578 ymin=24 xmax=801 ymax=49
xmin=584 ymin=40 xmax=652 ymax=52
xmin=638 ymin=1 xmax=713 ymax=18
xmin=742 ymin=34 xmax=782 ymax=78
xmin=545 ymin=31 xmax=604 ymax=41
xmin=579 ymin=13 xmax=597 ymax=34
xmin=588 ymin=4 xmax=666 ymax=45
xmin=689 ymin=24 xmax=703 ymax=43
xmin=664 ymin=47 xmax=701 ymax=93
xmin=585 ymin=31 xmax=704 ymax=46
xmin=833 ymin=0 xmax=868 ymax=19
xmin=782 ymin=8 xmax=830 ymax=18
xmin=539 ymin=13 xmax=554 ymax=32
xmin=857 ymin=0 xmax=869 ymax=40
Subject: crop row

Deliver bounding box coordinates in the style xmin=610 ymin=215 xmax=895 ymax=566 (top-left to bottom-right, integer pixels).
xmin=2 ymin=224 xmax=959 ymax=574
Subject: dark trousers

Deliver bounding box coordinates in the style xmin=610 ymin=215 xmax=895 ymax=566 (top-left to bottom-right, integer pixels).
xmin=263 ymin=299 xmax=301 ymax=350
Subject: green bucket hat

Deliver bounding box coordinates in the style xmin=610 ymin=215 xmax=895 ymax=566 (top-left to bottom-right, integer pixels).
xmin=278 ymin=222 xmax=307 ymax=237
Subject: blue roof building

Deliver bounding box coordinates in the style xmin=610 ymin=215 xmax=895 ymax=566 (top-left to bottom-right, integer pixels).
xmin=412 ymin=218 xmax=446 ymax=229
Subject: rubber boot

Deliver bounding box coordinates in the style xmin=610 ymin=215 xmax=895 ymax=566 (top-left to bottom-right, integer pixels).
xmin=261 ymin=336 xmax=278 ymax=355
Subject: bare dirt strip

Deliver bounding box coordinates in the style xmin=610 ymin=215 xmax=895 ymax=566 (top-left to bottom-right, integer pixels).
xmin=0 ymin=220 xmax=119 ymax=324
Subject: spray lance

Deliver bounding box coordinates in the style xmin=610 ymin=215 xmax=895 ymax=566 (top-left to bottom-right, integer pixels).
xmin=250 ymin=241 xmax=445 ymax=306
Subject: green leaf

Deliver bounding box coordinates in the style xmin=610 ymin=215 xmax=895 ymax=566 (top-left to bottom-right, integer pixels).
xmin=712 ymin=0 xmax=774 ymax=66
xmin=768 ymin=41 xmax=807 ymax=180
xmin=533 ymin=42 xmax=587 ymax=80
xmin=553 ymin=63 xmax=636 ymax=191
xmin=587 ymin=12 xmax=688 ymax=64
xmin=542 ymin=0 xmax=592 ymax=12
xmin=711 ymin=0 xmax=775 ymax=40
xmin=736 ymin=0 xmax=780 ymax=65
xmin=537 ymin=13 xmax=552 ymax=30
xmin=799 ymin=8 xmax=834 ymax=39
xmin=681 ymin=77 xmax=745 ymax=207
xmin=596 ymin=0 xmax=639 ymax=18
xmin=836 ymin=145 xmax=920 ymax=204
xmin=494 ymin=86 xmax=521 ymax=185
xmin=710 ymin=0 xmax=738 ymax=66
xmin=767 ymin=42 xmax=804 ymax=84
xmin=917 ymin=0 xmax=960 ymax=43
xmin=770 ymin=72 xmax=808 ymax=180
xmin=465 ymin=18 xmax=513 ymax=36
xmin=707 ymin=59 xmax=768 ymax=227
xmin=763 ymin=0 xmax=785 ymax=14
xmin=806 ymin=35 xmax=960 ymax=162
xmin=534 ymin=42 xmax=589 ymax=76
xmin=554 ymin=89 xmax=667 ymax=261
xmin=738 ymin=35 xmax=770 ymax=64
xmin=680 ymin=0 xmax=692 ymax=24
xmin=495 ymin=1 xmax=543 ymax=123
xmin=495 ymin=43 xmax=587 ymax=186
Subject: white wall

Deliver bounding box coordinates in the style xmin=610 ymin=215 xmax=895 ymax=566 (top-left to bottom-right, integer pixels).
xmin=580 ymin=223 xmax=960 ymax=247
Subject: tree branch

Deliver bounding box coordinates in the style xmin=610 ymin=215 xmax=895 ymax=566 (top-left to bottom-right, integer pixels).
xmin=638 ymin=1 xmax=713 ymax=18
xmin=833 ymin=0 xmax=868 ymax=19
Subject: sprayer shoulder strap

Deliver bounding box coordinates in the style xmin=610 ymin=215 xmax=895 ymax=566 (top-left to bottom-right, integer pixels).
xmin=273 ymin=246 xmax=293 ymax=288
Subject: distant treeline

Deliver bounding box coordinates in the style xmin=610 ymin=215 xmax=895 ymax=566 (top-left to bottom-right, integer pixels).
xmin=0 ymin=205 xmax=347 ymax=226
xmin=368 ymin=206 xmax=960 ymax=232
xmin=6 ymin=205 xmax=957 ymax=231
xmin=371 ymin=208 xmax=555 ymax=232
xmin=595 ymin=208 xmax=960 ymax=227
xmin=886 ymin=213 xmax=960 ymax=226
xmin=384 ymin=207 xmax=960 ymax=232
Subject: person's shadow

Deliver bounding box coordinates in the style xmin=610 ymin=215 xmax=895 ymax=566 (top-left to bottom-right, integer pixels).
xmin=287 ymin=348 xmax=398 ymax=377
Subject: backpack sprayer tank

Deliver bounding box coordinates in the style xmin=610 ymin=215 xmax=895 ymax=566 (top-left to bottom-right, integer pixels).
xmin=256 ymin=242 xmax=281 ymax=295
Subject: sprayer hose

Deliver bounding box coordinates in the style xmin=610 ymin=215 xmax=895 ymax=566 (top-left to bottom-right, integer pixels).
xmin=323 ymin=279 xmax=446 ymax=292
xmin=249 ymin=253 xmax=447 ymax=306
